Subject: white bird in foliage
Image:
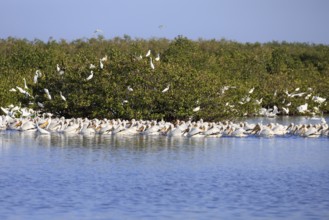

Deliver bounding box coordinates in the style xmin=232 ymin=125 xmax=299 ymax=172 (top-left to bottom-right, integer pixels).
xmin=127 ymin=86 xmax=133 ymax=92
xmin=9 ymin=88 xmax=17 ymax=92
xmin=193 ymin=106 xmax=200 ymax=112
xmin=297 ymin=103 xmax=308 ymax=113
xmin=16 ymin=86 xmax=31 ymax=97
xmin=155 ymin=53 xmax=160 ymax=61
xmin=38 ymin=102 xmax=44 ymax=108
xmin=162 ymin=85 xmax=170 ymax=93
xmin=145 ymin=49 xmax=151 ymax=57
xmin=56 ymin=64 xmax=64 ymax=75
xmin=101 ymin=55 xmax=108 ymax=62
xmin=89 ymin=64 xmax=96 ymax=69
xmin=249 ymin=87 xmax=255 ymax=94
xmin=150 ymin=57 xmax=155 ymax=70
xmin=99 ymin=59 xmax=104 ymax=69
xmin=23 ymin=78 xmax=28 ymax=89
xmin=60 ymin=91 xmax=66 ymax=101
xmin=44 ymin=88 xmax=52 ymax=100
xmin=34 ymin=70 xmax=39 ymax=84
xmin=86 ymin=71 xmax=94 ymax=81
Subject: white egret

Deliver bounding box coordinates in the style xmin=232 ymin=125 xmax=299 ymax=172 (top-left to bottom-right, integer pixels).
xmin=282 ymin=107 xmax=289 ymax=115
xmin=16 ymin=86 xmax=31 ymax=97
xmin=248 ymin=87 xmax=255 ymax=94
xmin=193 ymin=106 xmax=200 ymax=112
xmin=101 ymin=55 xmax=108 ymax=62
xmin=60 ymin=91 xmax=66 ymax=101
xmin=145 ymin=49 xmax=151 ymax=57
xmin=44 ymin=88 xmax=52 ymax=100
xmin=127 ymin=86 xmax=133 ymax=92
xmin=155 ymin=53 xmax=160 ymax=61
xmin=150 ymin=57 xmax=155 ymax=70
xmin=312 ymin=96 xmax=326 ymax=104
xmin=297 ymin=103 xmax=308 ymax=113
xmin=56 ymin=64 xmax=60 ymax=72
xmin=23 ymin=78 xmax=28 ymax=89
xmin=99 ymin=59 xmax=104 ymax=69
xmin=162 ymin=85 xmax=170 ymax=93
xmin=38 ymin=102 xmax=44 ymax=108
xmin=89 ymin=64 xmax=96 ymax=69
xmin=86 ymin=71 xmax=94 ymax=81
xmin=9 ymin=88 xmax=17 ymax=92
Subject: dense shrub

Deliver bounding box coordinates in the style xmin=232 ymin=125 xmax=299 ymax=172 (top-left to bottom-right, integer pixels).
xmin=1 ymin=36 xmax=328 ymax=121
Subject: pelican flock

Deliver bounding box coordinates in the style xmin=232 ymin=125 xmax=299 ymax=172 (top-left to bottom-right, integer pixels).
xmin=0 ymin=105 xmax=328 ymax=138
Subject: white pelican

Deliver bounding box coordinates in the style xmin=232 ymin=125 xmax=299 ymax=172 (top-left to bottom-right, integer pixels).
xmin=150 ymin=57 xmax=155 ymax=70
xmin=60 ymin=91 xmax=66 ymax=101
xmin=44 ymin=88 xmax=52 ymax=100
xmin=145 ymin=49 xmax=151 ymax=57
xmin=162 ymin=85 xmax=170 ymax=93
xmin=86 ymin=71 xmax=94 ymax=81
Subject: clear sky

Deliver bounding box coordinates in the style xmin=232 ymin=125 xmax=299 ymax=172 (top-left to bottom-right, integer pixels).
xmin=1 ymin=0 xmax=329 ymax=44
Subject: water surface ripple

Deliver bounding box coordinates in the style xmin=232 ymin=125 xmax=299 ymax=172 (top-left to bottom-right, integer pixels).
xmin=1 ymin=131 xmax=329 ymax=220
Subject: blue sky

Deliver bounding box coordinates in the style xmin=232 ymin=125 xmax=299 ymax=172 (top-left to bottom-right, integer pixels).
xmin=1 ymin=0 xmax=328 ymax=44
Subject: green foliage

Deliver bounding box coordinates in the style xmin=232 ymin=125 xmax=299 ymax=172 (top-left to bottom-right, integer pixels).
xmin=1 ymin=37 xmax=329 ymax=121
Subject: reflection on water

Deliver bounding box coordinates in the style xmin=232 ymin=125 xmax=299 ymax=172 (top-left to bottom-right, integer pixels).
xmin=1 ymin=130 xmax=329 ymax=220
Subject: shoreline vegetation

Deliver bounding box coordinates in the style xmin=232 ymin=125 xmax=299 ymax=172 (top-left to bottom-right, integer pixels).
xmin=0 ymin=35 xmax=328 ymax=121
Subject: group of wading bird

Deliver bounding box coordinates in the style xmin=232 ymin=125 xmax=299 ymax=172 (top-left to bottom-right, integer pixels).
xmin=2 ymin=50 xmax=329 ymax=138
xmin=0 ymin=106 xmax=328 ymax=138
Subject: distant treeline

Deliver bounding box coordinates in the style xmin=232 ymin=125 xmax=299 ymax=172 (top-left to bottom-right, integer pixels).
xmin=0 ymin=35 xmax=328 ymax=121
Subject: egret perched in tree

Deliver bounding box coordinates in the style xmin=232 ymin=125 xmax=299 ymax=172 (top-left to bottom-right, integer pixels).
xmin=86 ymin=71 xmax=94 ymax=81
xmin=155 ymin=53 xmax=160 ymax=61
xmin=56 ymin=64 xmax=64 ymax=75
xmin=249 ymin=87 xmax=255 ymax=94
xmin=38 ymin=102 xmax=44 ymax=108
xmin=34 ymin=70 xmax=40 ymax=84
xmin=127 ymin=86 xmax=133 ymax=92
xmin=100 ymin=55 xmax=108 ymax=62
xmin=23 ymin=78 xmax=28 ymax=89
xmin=193 ymin=106 xmax=201 ymax=112
xmin=162 ymin=85 xmax=170 ymax=93
xmin=60 ymin=91 xmax=66 ymax=101
xmin=150 ymin=57 xmax=155 ymax=70
xmin=145 ymin=49 xmax=151 ymax=57
xmin=44 ymin=88 xmax=52 ymax=100
xmin=89 ymin=64 xmax=96 ymax=69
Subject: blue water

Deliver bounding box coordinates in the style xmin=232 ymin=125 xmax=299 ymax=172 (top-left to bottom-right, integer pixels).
xmin=1 ymin=131 xmax=329 ymax=220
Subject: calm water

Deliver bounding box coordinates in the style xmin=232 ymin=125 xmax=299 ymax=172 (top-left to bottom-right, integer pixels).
xmin=1 ymin=130 xmax=329 ymax=219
